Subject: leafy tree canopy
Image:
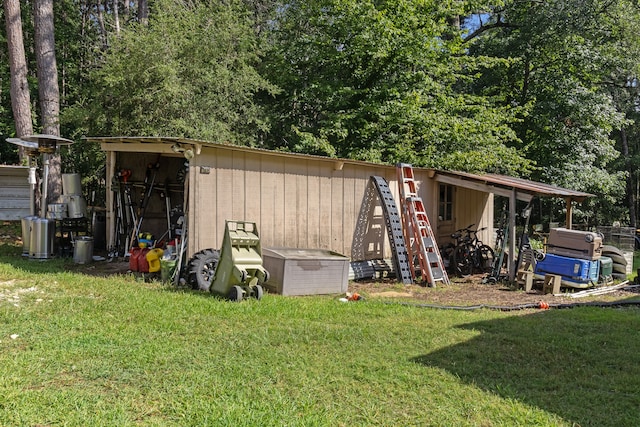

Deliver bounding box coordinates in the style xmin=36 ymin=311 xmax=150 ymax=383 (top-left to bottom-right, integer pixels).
xmin=64 ymin=0 xmax=277 ymax=146
xmin=261 ymin=0 xmax=532 ymax=173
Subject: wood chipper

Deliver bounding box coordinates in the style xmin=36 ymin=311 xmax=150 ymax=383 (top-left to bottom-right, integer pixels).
xmin=209 ymin=220 xmax=269 ymax=301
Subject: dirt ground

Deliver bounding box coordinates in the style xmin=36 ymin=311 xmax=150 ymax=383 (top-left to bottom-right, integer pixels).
xmin=3 ymin=221 xmax=639 ymax=307
xmin=349 ymin=275 xmax=640 ymax=307
xmin=73 ymin=259 xmax=640 ymax=308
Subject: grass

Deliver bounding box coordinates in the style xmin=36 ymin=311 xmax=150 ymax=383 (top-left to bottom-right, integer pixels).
xmin=0 ymin=240 xmax=640 ymax=425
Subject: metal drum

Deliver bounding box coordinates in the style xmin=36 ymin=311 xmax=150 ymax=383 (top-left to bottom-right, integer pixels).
xmin=20 ymin=216 xmax=39 ymax=256
xmin=62 ymin=173 xmax=82 ymax=196
xmin=47 ymin=203 xmax=68 ymax=220
xmin=64 ymin=195 xmax=87 ymax=218
xmin=73 ymin=236 xmax=94 ymax=264
xmin=29 ymin=217 xmax=55 ymax=259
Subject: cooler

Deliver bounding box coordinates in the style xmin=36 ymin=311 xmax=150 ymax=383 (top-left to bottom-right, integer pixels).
xmin=546 ymin=228 xmax=603 ymax=260
xmin=534 ymin=253 xmax=599 ymax=284
xmin=599 ymin=256 xmax=613 ymax=281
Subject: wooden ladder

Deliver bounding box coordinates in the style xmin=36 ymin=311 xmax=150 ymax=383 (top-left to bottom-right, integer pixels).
xmin=397 ymin=163 xmax=450 ymax=286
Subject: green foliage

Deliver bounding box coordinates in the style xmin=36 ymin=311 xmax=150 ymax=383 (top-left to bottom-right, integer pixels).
xmin=469 ymin=0 xmax=640 ymax=225
xmin=64 ymin=0 xmax=277 ymax=146
xmin=261 ymin=0 xmax=531 ymax=172
xmin=2 ymin=0 xmax=640 ymax=224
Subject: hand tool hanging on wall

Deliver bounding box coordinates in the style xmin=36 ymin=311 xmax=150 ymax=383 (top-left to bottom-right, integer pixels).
xmin=109 ymin=174 xmax=126 ymax=258
xmin=116 ymin=168 xmax=137 ymax=253
xmin=131 ymin=160 xmax=161 ymax=248
xmin=160 ymin=177 xmax=172 ymax=241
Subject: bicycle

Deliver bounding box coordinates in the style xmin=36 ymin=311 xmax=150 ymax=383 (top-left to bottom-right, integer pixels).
xmin=451 ymin=224 xmax=495 ymax=276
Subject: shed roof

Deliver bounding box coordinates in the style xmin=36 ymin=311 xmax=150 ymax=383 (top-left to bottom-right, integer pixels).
xmin=431 ymin=170 xmax=594 ymax=202
xmin=87 ymin=136 xmax=593 ymax=201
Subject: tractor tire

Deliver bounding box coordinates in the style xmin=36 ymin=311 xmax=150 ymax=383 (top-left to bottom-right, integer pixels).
xmin=187 ymin=248 xmax=220 ymax=291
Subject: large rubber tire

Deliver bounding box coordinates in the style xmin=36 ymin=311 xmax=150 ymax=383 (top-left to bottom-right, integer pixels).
xmin=612 ymin=263 xmax=627 ymax=275
xmin=453 ymin=245 xmax=473 ymax=277
xmin=187 ymin=249 xmax=220 ymax=291
xmin=477 ymin=245 xmax=495 ymax=273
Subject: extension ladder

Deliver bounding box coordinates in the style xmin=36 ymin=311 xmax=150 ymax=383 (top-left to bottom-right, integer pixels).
xmin=397 ymin=164 xmax=450 ymax=286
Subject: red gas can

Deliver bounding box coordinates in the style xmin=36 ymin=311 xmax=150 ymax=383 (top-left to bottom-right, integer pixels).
xmin=137 ymin=248 xmax=151 ymax=273
xmin=129 ymin=247 xmax=141 ymax=272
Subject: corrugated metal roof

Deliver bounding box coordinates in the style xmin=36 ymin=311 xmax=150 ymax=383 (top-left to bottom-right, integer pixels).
xmin=433 ymin=170 xmax=594 ymax=200
xmin=86 ymin=136 xmax=593 ymax=200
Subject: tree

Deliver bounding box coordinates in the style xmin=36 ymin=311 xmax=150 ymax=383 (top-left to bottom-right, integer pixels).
xmin=66 ymin=0 xmax=276 ymax=146
xmin=260 ymin=0 xmax=531 ymax=173
xmin=34 ymin=0 xmax=62 ymax=203
xmin=468 ymin=0 xmax=639 ymax=226
xmin=4 ymin=0 xmax=33 ymax=148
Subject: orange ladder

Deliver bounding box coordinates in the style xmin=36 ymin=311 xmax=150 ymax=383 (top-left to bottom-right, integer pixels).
xmin=397 ymin=163 xmax=450 ymax=286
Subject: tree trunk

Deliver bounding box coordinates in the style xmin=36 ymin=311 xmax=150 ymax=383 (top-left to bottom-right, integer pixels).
xmin=5 ymin=0 xmax=34 ymax=145
xmin=138 ymin=0 xmax=148 ymax=25
xmin=33 ymin=0 xmax=62 ymax=204
xmin=96 ymin=0 xmax=108 ymax=49
xmin=113 ymin=0 xmax=120 ymax=34
xmin=123 ymin=0 xmax=130 ymax=23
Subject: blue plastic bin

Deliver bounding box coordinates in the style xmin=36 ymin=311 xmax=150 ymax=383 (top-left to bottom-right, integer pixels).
xmin=534 ymin=253 xmax=599 ymax=283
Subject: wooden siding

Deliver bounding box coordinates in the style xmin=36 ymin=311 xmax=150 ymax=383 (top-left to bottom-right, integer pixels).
xmin=455 ymin=187 xmax=494 ymax=245
xmin=100 ymin=141 xmax=493 ymax=261
xmin=188 ymin=147 xmax=413 ymax=259
xmin=0 ymin=166 xmax=30 ymax=220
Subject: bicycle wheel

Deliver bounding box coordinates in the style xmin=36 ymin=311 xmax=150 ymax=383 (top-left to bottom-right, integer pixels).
xmin=477 ymin=244 xmax=495 ymax=273
xmin=453 ymin=245 xmax=473 ymax=276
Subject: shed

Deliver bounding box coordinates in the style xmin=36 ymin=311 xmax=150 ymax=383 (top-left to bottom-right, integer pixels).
xmin=88 ymin=137 xmax=591 ymax=281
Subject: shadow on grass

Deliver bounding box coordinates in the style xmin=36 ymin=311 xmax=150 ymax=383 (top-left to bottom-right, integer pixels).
xmin=412 ymin=305 xmax=640 ymax=426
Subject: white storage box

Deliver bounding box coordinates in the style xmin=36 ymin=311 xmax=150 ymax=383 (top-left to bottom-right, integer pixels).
xmin=262 ymin=248 xmax=350 ymax=296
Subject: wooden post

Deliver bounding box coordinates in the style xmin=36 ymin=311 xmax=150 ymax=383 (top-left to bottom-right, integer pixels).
xmin=543 ymin=274 xmax=562 ymax=294
xmin=565 ymin=198 xmax=573 ymax=229
xmin=508 ymin=188 xmax=517 ymax=282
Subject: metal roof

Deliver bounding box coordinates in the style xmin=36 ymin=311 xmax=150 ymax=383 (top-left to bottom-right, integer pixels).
xmin=432 ymin=169 xmax=594 ymax=201
xmin=85 ymin=136 xmax=380 ymax=168
xmin=86 ymin=136 xmax=593 ymax=201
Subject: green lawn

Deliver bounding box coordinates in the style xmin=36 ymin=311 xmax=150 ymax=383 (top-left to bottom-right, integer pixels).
xmin=0 ymin=244 xmax=639 ymax=426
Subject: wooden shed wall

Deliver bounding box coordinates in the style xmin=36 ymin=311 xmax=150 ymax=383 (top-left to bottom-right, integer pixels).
xmin=455 ymin=187 xmax=494 ymax=245
xmin=188 ymin=147 xmax=424 ymax=259
xmin=101 ymin=141 xmax=493 ymax=260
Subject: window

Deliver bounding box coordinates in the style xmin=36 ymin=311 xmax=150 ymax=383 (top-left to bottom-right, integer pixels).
xmin=439 ymin=184 xmax=453 ymax=221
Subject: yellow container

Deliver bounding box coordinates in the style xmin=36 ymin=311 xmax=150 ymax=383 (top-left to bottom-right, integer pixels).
xmin=146 ymin=248 xmax=164 ymax=273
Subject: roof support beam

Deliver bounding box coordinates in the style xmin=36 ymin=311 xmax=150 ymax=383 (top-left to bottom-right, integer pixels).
xmin=508 ymin=189 xmax=518 ymax=282
xmin=435 ymin=174 xmax=534 ymax=202
xmin=566 ymin=198 xmax=573 ymax=229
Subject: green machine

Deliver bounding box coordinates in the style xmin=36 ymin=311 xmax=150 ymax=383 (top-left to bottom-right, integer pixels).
xmin=210 ymin=220 xmax=269 ymax=301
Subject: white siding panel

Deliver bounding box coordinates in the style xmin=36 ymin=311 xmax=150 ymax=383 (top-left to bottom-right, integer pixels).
xmin=0 ymin=166 xmax=30 ymax=220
